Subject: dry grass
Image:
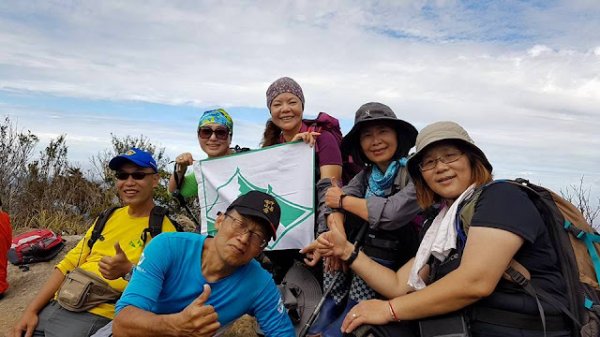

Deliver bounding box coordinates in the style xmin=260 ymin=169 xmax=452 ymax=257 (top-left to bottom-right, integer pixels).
xmin=18 ymin=209 xmax=91 ymax=235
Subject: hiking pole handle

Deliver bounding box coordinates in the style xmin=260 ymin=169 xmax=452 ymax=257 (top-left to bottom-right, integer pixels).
xmin=299 ymin=221 xmax=371 ymax=337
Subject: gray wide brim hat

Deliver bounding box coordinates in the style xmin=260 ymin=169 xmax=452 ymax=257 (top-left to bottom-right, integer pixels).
xmin=280 ymin=262 xmax=322 ymax=334
xmin=341 ymin=102 xmax=418 ymax=162
xmin=407 ymin=121 xmax=493 ymax=180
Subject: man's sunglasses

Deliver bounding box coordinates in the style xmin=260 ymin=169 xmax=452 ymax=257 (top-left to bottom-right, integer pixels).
xmin=198 ymin=127 xmax=230 ymax=140
xmin=115 ymin=171 xmax=155 ymax=180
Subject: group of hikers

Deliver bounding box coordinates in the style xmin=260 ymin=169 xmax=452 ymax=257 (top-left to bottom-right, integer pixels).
xmin=5 ymin=76 xmax=581 ymax=337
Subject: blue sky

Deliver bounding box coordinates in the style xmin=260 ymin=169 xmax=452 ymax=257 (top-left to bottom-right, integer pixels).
xmin=1 ymin=1 xmax=599 ymax=220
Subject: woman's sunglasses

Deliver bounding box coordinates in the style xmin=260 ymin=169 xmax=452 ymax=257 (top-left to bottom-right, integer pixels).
xmin=115 ymin=171 xmax=155 ymax=180
xmin=198 ymin=127 xmax=230 ymax=140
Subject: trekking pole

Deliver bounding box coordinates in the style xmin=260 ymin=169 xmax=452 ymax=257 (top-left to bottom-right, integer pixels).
xmin=298 ymin=220 xmax=370 ymax=337
xmin=171 ymin=162 xmax=201 ymax=231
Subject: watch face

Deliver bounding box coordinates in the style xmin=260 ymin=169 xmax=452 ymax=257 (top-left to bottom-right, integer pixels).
xmin=123 ymin=265 xmax=135 ymax=281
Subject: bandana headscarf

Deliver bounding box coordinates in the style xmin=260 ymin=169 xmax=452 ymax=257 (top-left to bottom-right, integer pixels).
xmin=266 ymin=77 xmax=305 ymax=110
xmin=198 ymin=108 xmax=233 ymax=133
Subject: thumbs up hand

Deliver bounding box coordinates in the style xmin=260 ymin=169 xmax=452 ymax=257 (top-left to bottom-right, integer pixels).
xmin=99 ymin=242 xmax=133 ymax=280
xmin=330 ymin=176 xmax=342 ymax=188
xmin=325 ymin=177 xmax=345 ymax=209
xmin=172 ymin=284 xmax=220 ymax=336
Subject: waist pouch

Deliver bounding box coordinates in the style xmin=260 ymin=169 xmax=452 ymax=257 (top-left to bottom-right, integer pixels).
xmin=57 ymin=267 xmax=122 ymax=312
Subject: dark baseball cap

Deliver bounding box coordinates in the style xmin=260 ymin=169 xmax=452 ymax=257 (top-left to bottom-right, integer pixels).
xmin=226 ymin=191 xmax=281 ymax=240
xmin=108 ymin=148 xmax=158 ymax=173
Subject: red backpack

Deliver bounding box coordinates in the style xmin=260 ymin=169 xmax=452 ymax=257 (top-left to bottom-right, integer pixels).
xmin=8 ymin=229 xmax=65 ymax=265
xmin=305 ymin=112 xmax=363 ymax=185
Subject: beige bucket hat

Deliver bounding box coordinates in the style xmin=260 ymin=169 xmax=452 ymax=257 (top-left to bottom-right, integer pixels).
xmin=407 ymin=121 xmax=492 ymax=179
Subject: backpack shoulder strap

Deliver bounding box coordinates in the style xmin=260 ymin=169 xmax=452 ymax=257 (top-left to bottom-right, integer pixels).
xmin=88 ymin=206 xmax=120 ymax=249
xmin=148 ymin=206 xmax=169 ymax=238
xmin=398 ymin=159 xmax=411 ymax=190
xmin=146 ymin=205 xmax=185 ymax=237
xmin=458 ymin=180 xmax=509 ymax=238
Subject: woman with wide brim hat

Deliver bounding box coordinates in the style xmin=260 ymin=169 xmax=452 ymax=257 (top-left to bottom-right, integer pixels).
xmin=301 ymin=102 xmax=421 ymax=337
xmin=310 ymin=121 xmax=572 ymax=337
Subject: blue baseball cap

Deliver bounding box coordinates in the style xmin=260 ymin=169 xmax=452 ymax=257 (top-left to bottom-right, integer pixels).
xmin=108 ymin=148 xmax=158 ymax=172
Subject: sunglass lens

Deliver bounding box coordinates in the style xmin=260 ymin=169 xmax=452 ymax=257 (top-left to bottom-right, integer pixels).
xmin=199 ymin=128 xmax=212 ymax=139
xmin=131 ymin=172 xmax=147 ymax=180
xmin=199 ymin=127 xmax=229 ymax=140
xmin=115 ymin=172 xmax=128 ymax=180
xmin=115 ymin=172 xmax=149 ymax=180
xmin=214 ymin=129 xmax=229 ymax=140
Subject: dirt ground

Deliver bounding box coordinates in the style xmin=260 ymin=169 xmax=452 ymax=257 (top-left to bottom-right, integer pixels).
xmin=0 ymin=235 xmax=257 ymax=337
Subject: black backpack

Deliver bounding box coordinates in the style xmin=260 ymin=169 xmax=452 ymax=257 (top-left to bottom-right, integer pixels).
xmin=87 ymin=205 xmax=183 ymax=249
xmin=455 ymin=179 xmax=600 ymax=336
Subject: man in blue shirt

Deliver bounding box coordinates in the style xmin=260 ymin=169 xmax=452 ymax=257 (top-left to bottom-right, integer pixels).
xmin=112 ymin=191 xmax=294 ymax=337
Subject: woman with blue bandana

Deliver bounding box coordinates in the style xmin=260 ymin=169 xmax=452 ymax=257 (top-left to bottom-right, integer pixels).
xmin=168 ymin=108 xmax=237 ymax=199
xmin=301 ymin=102 xmax=421 ymax=337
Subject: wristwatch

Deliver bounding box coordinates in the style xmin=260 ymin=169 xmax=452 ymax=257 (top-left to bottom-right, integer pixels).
xmin=123 ymin=264 xmax=136 ymax=281
xmin=344 ymin=244 xmax=360 ymax=266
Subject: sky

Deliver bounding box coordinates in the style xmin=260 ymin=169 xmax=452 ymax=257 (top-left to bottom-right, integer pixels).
xmin=1 ymin=1 xmax=599 ymax=220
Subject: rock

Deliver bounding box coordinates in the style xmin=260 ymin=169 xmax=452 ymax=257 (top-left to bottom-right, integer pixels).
xmin=0 ymin=235 xmax=82 ymax=337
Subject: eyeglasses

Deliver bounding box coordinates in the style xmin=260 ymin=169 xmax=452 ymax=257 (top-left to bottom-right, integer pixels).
xmin=115 ymin=171 xmax=156 ymax=180
xmin=221 ymin=213 xmax=268 ymax=248
xmin=419 ymin=152 xmax=464 ymax=171
xmin=198 ymin=127 xmax=230 ymax=140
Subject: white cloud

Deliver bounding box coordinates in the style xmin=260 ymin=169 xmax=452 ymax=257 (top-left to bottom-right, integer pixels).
xmin=1 ymin=1 xmax=600 ymax=220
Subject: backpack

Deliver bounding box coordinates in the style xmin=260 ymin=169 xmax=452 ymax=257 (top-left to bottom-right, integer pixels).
xmin=8 ymin=229 xmax=65 ymax=265
xmin=458 ymin=178 xmax=600 ymax=336
xmin=304 ymin=112 xmax=363 ymax=185
xmin=87 ymin=205 xmax=183 ymax=249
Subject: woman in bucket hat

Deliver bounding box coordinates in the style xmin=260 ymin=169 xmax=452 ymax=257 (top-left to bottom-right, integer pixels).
xmin=310 ymin=121 xmax=571 ymax=337
xmin=261 ymin=77 xmax=344 ymax=284
xmin=301 ymin=102 xmax=421 ymax=337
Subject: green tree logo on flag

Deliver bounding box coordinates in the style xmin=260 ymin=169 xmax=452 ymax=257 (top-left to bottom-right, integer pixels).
xmin=205 ymin=168 xmax=313 ymax=248
xmin=196 ymin=142 xmax=315 ymax=250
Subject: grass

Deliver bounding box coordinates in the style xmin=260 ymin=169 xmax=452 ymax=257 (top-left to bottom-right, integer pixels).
xmin=13 ymin=209 xmax=92 ymax=235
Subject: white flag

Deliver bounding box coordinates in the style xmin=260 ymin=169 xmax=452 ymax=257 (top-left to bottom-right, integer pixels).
xmin=194 ymin=142 xmax=315 ymax=250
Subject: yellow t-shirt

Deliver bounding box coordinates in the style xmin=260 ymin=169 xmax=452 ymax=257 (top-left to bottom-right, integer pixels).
xmin=55 ymin=206 xmax=177 ymax=319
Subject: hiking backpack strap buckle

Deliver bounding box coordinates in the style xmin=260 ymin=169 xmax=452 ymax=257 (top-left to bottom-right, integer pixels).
xmin=88 ymin=207 xmax=120 ymax=249
xmin=505 ymin=265 xmax=529 ymax=287
xmin=564 ymin=220 xmax=600 ymax=286
xmin=141 ymin=205 xmax=169 ymax=243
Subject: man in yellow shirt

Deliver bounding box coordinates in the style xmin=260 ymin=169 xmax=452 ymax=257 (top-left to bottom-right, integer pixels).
xmin=12 ymin=148 xmax=178 ymax=337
